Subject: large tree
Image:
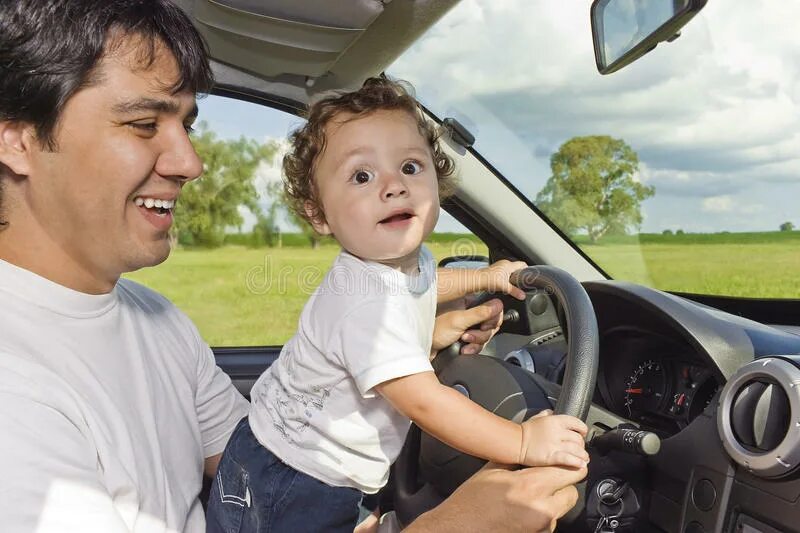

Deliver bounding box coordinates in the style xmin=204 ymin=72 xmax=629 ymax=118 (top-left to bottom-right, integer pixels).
xmin=175 ymin=123 xmax=278 ymax=247
xmin=536 ymin=135 xmax=654 ymax=242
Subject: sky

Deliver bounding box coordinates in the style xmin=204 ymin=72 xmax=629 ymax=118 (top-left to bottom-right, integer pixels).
xmin=199 ymin=0 xmax=799 ymax=235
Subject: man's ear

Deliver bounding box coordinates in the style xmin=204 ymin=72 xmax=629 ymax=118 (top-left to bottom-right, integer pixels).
xmin=0 ymin=121 xmax=35 ymax=177
xmin=304 ymin=200 xmax=331 ymax=235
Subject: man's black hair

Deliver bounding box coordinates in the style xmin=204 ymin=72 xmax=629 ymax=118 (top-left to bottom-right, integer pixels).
xmin=0 ymin=0 xmax=213 ymax=227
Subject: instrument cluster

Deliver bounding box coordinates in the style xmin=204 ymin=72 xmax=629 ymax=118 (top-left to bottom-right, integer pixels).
xmin=598 ymin=328 xmax=720 ymax=435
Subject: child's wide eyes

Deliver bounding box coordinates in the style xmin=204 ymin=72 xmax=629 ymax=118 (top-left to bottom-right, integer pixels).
xmin=401 ymin=160 xmax=423 ymax=175
xmin=351 ymin=169 xmax=375 ymax=184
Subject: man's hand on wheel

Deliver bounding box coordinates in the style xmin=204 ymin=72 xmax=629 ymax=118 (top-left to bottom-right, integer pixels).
xmin=432 ymin=298 xmax=504 ymax=356
xmin=407 ymin=461 xmax=587 ymax=533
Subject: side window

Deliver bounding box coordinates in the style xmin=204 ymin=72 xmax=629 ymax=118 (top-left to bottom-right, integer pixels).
xmin=125 ymin=95 xmax=487 ymax=347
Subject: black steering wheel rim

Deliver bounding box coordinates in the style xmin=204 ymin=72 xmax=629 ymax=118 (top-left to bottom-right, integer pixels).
xmin=520 ymin=266 xmax=600 ymax=419
xmin=393 ymin=265 xmax=600 ymax=527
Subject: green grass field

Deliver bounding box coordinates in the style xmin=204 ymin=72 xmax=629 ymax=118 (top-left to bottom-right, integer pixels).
xmin=125 ymin=240 xmax=488 ymax=346
xmin=125 ymin=233 xmax=800 ymax=346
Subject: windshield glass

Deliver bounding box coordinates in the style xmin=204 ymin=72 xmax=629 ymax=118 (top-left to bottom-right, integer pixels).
xmin=388 ymin=1 xmax=799 ymax=299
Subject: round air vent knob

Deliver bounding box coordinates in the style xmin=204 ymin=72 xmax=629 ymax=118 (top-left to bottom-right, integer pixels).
xmin=718 ymin=358 xmax=800 ymax=478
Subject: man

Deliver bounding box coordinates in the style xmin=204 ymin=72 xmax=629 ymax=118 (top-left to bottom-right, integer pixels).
xmin=0 ymin=1 xmax=586 ymax=531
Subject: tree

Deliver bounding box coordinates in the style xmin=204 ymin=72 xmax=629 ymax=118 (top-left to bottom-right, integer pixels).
xmin=174 ymin=123 xmax=278 ymax=247
xmin=536 ymin=135 xmax=654 ymax=242
xmin=780 ymin=221 xmax=795 ymax=232
xmin=256 ymin=180 xmax=324 ymax=249
xmin=282 ymin=193 xmax=323 ymax=249
xmin=662 ymin=229 xmax=673 ymax=236
xmin=252 ymin=182 xmax=283 ymax=247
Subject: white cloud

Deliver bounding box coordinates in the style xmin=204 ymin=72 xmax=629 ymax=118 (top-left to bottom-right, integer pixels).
xmin=742 ymin=204 xmax=764 ymax=215
xmin=701 ymin=196 xmax=762 ymax=216
xmin=253 ymin=136 xmax=291 ymax=198
xmin=702 ymin=195 xmax=734 ymax=213
xmin=388 ymin=0 xmax=800 ymax=232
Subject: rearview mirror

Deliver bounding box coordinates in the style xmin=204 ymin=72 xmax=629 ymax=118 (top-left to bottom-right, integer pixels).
xmin=591 ymin=0 xmax=708 ymax=75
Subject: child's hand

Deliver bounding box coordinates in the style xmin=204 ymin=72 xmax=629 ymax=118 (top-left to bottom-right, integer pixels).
xmin=481 ymin=260 xmax=528 ymax=300
xmin=518 ymin=409 xmax=589 ymax=468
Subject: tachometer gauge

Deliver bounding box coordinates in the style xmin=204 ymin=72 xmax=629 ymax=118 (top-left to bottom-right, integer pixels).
xmin=623 ymin=359 xmax=668 ymax=416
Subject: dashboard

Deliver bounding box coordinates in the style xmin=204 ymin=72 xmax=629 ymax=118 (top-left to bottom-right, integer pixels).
xmin=488 ymin=279 xmax=800 ymax=532
xmin=597 ymin=327 xmax=721 ymax=436
xmin=505 ymin=279 xmax=800 ymax=441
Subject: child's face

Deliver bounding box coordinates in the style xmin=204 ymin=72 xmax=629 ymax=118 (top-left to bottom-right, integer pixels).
xmin=310 ymin=109 xmax=440 ymax=269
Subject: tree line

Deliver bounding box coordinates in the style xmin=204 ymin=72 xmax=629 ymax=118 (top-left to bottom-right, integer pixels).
xmin=179 ymin=127 xmax=669 ymax=248
xmin=173 ymin=123 xmax=320 ymax=248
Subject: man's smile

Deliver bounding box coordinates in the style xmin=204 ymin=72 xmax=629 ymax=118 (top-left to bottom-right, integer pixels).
xmin=134 ymin=194 xmax=177 ymax=230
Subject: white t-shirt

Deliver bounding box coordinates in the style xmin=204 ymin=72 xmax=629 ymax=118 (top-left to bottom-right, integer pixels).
xmin=0 ymin=259 xmax=249 ymax=532
xmin=249 ymin=247 xmax=437 ymax=494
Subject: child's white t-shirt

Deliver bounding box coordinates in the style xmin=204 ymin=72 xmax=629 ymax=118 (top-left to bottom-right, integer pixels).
xmin=249 ymin=246 xmax=437 ymax=493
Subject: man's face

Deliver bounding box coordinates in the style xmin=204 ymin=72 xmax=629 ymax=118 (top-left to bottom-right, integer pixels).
xmin=311 ymin=109 xmax=440 ymax=270
xmin=13 ymin=38 xmax=202 ymax=289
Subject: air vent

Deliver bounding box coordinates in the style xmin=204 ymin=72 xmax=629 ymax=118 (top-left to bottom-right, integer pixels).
xmin=717 ymin=358 xmax=800 ymax=478
xmin=531 ymin=330 xmax=562 ymax=346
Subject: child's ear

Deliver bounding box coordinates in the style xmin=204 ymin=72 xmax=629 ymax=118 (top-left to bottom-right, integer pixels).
xmin=0 ymin=121 xmax=35 ymax=177
xmin=304 ymin=201 xmax=331 ymax=235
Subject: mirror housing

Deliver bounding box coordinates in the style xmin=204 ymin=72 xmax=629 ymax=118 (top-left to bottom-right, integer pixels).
xmin=591 ymin=0 xmax=708 ymax=75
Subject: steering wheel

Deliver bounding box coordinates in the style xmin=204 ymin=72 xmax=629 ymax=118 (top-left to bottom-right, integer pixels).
xmin=392 ymin=265 xmax=600 ymax=527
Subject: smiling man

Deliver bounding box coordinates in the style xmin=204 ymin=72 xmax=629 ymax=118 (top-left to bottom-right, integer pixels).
xmin=0 ymin=1 xmax=249 ymax=531
xmin=0 ymin=1 xmax=584 ymax=532
xmin=3 ymin=44 xmax=201 ymax=293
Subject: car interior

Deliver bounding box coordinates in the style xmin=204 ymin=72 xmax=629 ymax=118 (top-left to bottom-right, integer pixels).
xmin=172 ymin=1 xmax=800 ymax=532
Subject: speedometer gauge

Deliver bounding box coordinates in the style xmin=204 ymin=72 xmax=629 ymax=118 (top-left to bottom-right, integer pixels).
xmin=623 ymin=360 xmax=667 ymax=416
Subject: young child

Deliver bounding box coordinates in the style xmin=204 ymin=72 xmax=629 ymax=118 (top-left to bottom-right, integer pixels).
xmin=206 ymin=78 xmax=588 ymax=533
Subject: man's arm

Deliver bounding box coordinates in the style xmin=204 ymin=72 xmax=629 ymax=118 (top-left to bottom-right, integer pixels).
xmin=0 ymin=393 xmax=130 ymax=532
xmin=432 ymin=298 xmax=505 ymax=356
xmin=406 ymin=462 xmax=587 ymax=533
xmin=193 ymin=334 xmax=249 ymax=470
xmin=436 ymin=260 xmax=527 ymax=304
xmin=204 ymin=453 xmax=222 ymax=478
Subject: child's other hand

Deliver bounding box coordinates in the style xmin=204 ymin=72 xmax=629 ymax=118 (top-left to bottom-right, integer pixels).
xmin=482 ymin=260 xmax=528 ymax=300
xmin=518 ymin=409 xmax=589 ymax=468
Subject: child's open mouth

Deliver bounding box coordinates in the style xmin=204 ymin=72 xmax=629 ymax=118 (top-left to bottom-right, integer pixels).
xmin=380 ymin=212 xmax=414 ymax=224
xmin=379 ymin=211 xmax=415 ymax=229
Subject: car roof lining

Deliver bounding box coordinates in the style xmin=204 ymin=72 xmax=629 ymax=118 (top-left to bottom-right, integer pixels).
xmin=175 ymin=0 xmax=460 ymax=104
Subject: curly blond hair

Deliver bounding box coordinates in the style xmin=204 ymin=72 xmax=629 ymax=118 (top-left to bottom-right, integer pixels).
xmin=282 ymin=77 xmax=456 ymax=227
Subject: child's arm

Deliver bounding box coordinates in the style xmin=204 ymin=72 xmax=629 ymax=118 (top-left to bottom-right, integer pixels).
xmin=436 ymin=260 xmax=528 ymax=304
xmin=376 ymin=371 xmax=522 ymax=464
xmin=375 ymin=371 xmax=589 ymax=467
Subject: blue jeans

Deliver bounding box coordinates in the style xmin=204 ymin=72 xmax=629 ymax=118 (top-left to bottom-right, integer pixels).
xmin=206 ymin=417 xmax=363 ymax=533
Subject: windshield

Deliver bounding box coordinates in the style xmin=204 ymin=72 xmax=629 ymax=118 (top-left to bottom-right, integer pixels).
xmin=388 ymin=1 xmax=799 ymax=299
